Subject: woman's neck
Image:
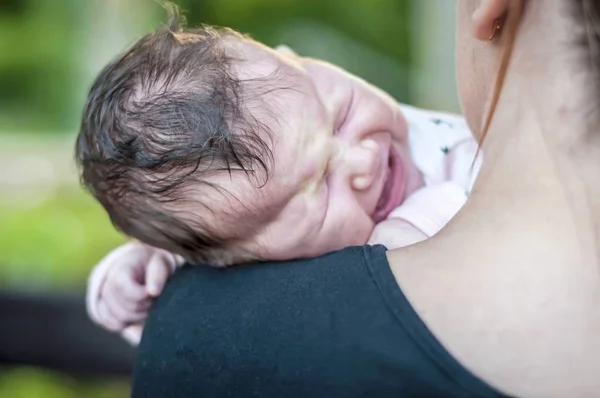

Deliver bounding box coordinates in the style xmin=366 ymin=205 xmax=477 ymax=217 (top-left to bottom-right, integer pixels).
xmin=470 ymin=58 xmax=600 ymax=263
xmin=463 ymin=0 xmax=600 ymax=261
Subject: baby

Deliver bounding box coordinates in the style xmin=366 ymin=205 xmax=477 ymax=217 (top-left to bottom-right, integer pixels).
xmin=77 ymin=7 xmax=481 ymax=344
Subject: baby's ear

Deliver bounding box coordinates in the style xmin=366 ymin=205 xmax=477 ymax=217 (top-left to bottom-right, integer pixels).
xmin=275 ymin=44 xmax=297 ymax=56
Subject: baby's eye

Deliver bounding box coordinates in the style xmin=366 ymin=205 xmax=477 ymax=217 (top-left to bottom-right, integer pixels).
xmin=335 ymin=89 xmax=354 ymax=134
xmin=322 ymin=168 xmax=331 ymax=183
xmin=322 ymin=147 xmax=339 ymax=183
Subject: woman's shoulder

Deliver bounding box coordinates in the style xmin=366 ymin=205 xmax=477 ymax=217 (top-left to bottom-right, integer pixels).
xmin=166 ymin=244 xmax=386 ymax=293
xmin=386 ymin=221 xmax=600 ymax=397
xmin=132 ymin=245 xmax=508 ymax=398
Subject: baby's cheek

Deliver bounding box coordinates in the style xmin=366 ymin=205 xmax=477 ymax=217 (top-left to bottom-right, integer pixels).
xmin=339 ymin=224 xmax=371 ymax=248
xmin=348 ymin=212 xmax=376 ymax=247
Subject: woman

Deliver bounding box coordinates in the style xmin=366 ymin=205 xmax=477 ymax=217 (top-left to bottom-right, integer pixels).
xmin=132 ymin=1 xmax=600 ymax=397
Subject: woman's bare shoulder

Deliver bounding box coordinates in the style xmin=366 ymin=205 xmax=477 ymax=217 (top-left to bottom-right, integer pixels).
xmin=385 ymin=212 xmax=600 ymax=398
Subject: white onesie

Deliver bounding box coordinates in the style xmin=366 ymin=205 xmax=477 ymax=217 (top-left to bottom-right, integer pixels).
xmin=385 ymin=104 xmax=482 ymax=238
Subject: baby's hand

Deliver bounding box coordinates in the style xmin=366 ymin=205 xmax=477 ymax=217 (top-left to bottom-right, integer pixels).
xmin=368 ymin=219 xmax=428 ymax=249
xmin=86 ymin=242 xmax=182 ymax=344
xmin=370 ymin=182 xmax=469 ymax=249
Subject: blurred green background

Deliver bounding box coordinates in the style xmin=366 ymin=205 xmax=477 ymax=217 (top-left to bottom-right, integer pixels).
xmin=0 ymin=0 xmax=457 ymax=396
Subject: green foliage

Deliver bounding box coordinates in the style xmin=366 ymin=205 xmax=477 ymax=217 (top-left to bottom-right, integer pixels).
xmin=0 ymin=187 xmax=125 ymax=288
xmin=175 ymin=0 xmax=413 ymax=100
xmin=0 ymin=368 xmax=128 ymax=398
xmin=0 ymin=0 xmax=413 ymax=135
xmin=0 ymin=0 xmax=80 ymax=133
xmin=0 ymin=185 xmax=128 ymax=396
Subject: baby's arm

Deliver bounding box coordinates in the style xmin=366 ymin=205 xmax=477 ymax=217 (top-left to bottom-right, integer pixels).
xmin=368 ymin=182 xmax=467 ymax=249
xmin=86 ymin=242 xmax=183 ymax=345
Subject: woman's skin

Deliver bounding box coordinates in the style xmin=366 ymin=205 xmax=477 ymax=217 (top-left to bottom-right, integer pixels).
xmin=386 ymin=1 xmax=600 ymax=397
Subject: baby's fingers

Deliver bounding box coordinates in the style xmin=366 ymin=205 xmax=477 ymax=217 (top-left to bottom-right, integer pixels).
xmin=96 ymin=300 xmax=124 ymax=332
xmin=145 ymin=252 xmax=174 ymax=297
xmin=108 ymin=265 xmax=148 ymax=303
xmin=103 ymin=290 xmax=149 ymax=327
xmin=103 ymin=270 xmax=151 ymax=315
xmin=122 ymin=324 xmax=144 ymax=346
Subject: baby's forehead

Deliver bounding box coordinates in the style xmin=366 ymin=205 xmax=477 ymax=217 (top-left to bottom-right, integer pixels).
xmin=228 ymin=38 xmax=309 ymax=90
xmin=228 ymin=39 xmax=281 ymax=77
xmin=182 ymin=39 xmax=315 ymax=239
xmin=227 ymin=44 xmax=318 ymax=155
xmin=186 ymin=170 xmax=291 ymax=241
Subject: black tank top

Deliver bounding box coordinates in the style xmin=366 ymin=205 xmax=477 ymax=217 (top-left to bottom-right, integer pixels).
xmin=132 ymin=245 xmax=511 ymax=397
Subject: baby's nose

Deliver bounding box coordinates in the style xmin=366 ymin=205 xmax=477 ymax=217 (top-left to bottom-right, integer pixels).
xmin=347 ymin=140 xmax=381 ymax=191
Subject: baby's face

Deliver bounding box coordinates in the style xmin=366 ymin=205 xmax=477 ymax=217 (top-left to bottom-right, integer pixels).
xmin=203 ymin=39 xmax=422 ymax=261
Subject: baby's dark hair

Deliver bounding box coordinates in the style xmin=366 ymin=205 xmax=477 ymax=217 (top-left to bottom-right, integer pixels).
xmin=75 ymin=4 xmax=276 ymax=266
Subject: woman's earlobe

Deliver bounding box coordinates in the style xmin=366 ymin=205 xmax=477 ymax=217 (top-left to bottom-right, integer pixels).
xmin=472 ymin=0 xmax=508 ymax=41
xmin=488 ymin=19 xmax=502 ymax=41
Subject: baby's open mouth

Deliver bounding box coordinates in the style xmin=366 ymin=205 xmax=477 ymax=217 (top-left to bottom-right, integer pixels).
xmin=372 ymin=147 xmax=405 ymax=223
